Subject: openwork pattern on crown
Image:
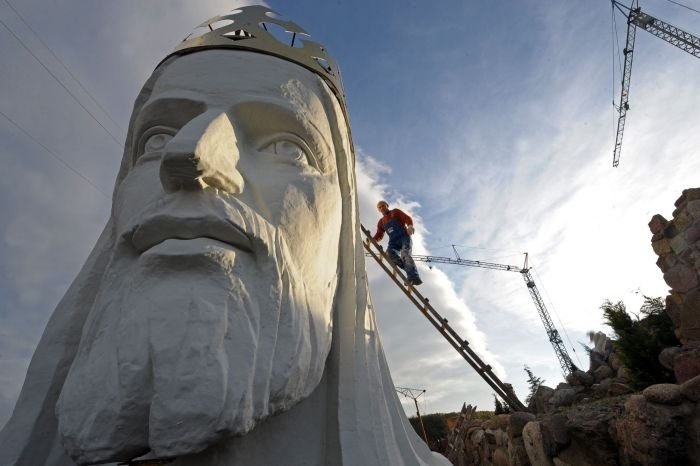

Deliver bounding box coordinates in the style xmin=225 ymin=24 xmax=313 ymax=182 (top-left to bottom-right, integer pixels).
xmin=166 ymin=5 xmax=345 ymax=105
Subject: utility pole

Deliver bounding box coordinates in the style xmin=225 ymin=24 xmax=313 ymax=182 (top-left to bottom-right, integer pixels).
xmin=395 ymin=386 xmax=430 ymax=445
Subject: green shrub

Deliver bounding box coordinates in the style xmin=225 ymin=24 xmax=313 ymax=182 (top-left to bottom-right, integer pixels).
xmin=601 ymin=296 xmax=679 ymax=389
xmin=408 ymin=412 xmax=448 ymax=443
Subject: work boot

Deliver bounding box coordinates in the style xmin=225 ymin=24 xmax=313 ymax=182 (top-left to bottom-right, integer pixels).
xmin=409 ymin=277 xmax=422 ymax=286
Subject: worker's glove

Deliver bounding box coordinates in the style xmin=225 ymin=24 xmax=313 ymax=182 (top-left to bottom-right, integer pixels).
xmin=406 ymin=225 xmax=415 ymax=236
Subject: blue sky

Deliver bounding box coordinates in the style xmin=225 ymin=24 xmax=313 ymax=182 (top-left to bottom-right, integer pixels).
xmin=1 ymin=0 xmax=700 ymax=427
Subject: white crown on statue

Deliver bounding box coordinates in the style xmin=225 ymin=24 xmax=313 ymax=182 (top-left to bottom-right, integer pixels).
xmin=165 ymin=5 xmax=345 ymax=105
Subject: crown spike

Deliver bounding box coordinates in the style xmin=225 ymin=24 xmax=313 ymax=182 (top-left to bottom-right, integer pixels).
xmin=165 ymin=6 xmax=343 ymax=105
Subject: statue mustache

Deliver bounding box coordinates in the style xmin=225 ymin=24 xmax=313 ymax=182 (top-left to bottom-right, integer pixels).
xmin=118 ymin=191 xmax=277 ymax=259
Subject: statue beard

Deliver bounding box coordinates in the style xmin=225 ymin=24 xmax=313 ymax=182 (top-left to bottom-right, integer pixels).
xmin=56 ymin=234 xmax=329 ymax=464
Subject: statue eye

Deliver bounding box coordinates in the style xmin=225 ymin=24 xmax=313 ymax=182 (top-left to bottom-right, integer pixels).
xmin=144 ymin=133 xmax=173 ymax=153
xmin=258 ymin=134 xmax=317 ymax=169
xmin=135 ymin=126 xmax=177 ymax=164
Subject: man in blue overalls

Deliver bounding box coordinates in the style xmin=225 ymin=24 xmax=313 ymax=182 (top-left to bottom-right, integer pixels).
xmin=372 ymin=200 xmax=422 ymax=285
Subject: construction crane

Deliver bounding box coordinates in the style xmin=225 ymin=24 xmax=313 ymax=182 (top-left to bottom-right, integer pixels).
xmin=411 ymin=253 xmax=577 ymax=377
xmin=611 ymin=0 xmax=700 ymax=167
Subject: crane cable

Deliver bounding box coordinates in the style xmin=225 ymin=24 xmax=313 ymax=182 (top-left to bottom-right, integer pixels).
xmin=530 ymin=267 xmax=584 ymax=368
xmin=611 ymin=1 xmax=623 ymax=116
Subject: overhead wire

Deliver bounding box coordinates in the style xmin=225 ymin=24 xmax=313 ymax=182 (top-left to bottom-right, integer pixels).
xmin=611 ymin=3 xmax=623 ymax=78
xmin=0 ymin=1 xmax=120 ymax=200
xmin=0 ymin=109 xmax=108 ymax=199
xmin=663 ymin=0 xmax=700 ymax=15
xmin=431 ymin=243 xmax=522 ymax=257
xmin=611 ymin=3 xmax=622 ymax=145
xmin=0 ymin=15 xmax=124 ymax=148
xmin=478 ymin=253 xmax=525 ymax=264
xmin=3 ymin=0 xmax=123 ymax=132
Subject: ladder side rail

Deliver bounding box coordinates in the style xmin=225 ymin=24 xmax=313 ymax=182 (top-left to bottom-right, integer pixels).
xmin=613 ymin=12 xmax=637 ymax=167
xmin=521 ymin=271 xmax=576 ymax=376
xmin=391 ymin=266 xmax=524 ymax=408
xmin=361 ymin=226 xmax=525 ymax=409
xmin=437 ymin=319 xmax=517 ymax=398
xmin=390 ymin=279 xmax=519 ymax=407
xmin=366 ymin=246 xmax=451 ymax=328
xmin=395 ymin=282 xmax=519 ymax=406
xmin=631 ymin=11 xmax=700 ymax=58
xmin=363 ymin=237 xmax=459 ymax=335
xmin=437 ymin=327 xmax=518 ymax=407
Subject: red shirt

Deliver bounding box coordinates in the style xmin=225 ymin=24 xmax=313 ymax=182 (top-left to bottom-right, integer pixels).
xmin=373 ymin=208 xmax=413 ymax=242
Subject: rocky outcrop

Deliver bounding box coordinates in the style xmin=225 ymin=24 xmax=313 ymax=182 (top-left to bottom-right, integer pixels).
xmin=650 ymin=188 xmax=700 ymax=383
xmin=448 ymin=382 xmax=700 ymax=465
xmin=444 ymin=188 xmax=700 ymax=465
xmin=527 ymin=332 xmax=633 ymax=415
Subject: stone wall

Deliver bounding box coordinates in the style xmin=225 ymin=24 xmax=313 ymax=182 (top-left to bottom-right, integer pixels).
xmin=449 ymin=381 xmax=700 ymax=465
xmin=649 ymin=187 xmax=700 ymax=383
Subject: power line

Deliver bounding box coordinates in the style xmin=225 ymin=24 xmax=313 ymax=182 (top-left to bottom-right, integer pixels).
xmin=611 ymin=3 xmax=621 ymax=144
xmin=0 ymin=15 xmax=123 ymax=148
xmin=3 ymin=0 xmax=123 ymax=132
xmin=0 ymin=109 xmax=108 ymax=199
xmin=663 ymin=0 xmax=700 ymax=15
xmin=612 ymin=3 xmax=623 ymax=77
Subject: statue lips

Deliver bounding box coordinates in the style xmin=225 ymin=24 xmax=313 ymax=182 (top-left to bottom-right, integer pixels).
xmin=130 ymin=214 xmax=253 ymax=254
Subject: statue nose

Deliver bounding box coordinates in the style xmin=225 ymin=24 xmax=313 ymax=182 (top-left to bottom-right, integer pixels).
xmin=160 ymin=110 xmax=244 ymax=193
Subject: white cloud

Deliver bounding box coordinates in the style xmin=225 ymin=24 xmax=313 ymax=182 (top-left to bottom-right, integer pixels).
xmin=356 ymin=152 xmax=514 ymax=414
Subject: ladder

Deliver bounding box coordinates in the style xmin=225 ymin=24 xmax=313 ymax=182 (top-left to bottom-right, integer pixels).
xmin=361 ymin=225 xmax=526 ymax=411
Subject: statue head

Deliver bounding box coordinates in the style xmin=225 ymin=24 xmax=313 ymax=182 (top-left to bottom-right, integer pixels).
xmin=0 ymin=8 xmax=447 ymax=466
xmin=54 ymin=8 xmax=353 ymax=463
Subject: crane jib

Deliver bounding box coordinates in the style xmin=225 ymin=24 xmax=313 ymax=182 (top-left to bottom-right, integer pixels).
xmin=610 ymin=0 xmax=700 ymax=166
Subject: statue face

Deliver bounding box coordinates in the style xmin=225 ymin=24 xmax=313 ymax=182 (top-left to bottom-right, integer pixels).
xmin=56 ymin=51 xmax=345 ymax=462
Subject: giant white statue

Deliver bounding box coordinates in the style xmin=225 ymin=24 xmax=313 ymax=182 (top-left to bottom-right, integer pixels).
xmin=0 ymin=7 xmax=449 ymax=466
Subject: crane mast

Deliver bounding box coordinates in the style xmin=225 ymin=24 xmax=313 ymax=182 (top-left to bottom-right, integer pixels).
xmin=412 ymin=254 xmax=577 ymax=377
xmin=611 ymin=0 xmax=700 ymax=167
xmin=612 ymin=2 xmax=637 ymax=167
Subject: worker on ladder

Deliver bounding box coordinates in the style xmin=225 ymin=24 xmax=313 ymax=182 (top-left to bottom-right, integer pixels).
xmin=371 ymin=200 xmax=422 ymax=286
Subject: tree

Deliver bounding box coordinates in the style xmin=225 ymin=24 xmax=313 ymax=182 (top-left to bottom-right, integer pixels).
xmin=493 ymin=395 xmax=509 ymax=414
xmin=523 ymin=365 xmax=545 ymax=405
xmin=601 ymin=296 xmax=679 ymax=389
